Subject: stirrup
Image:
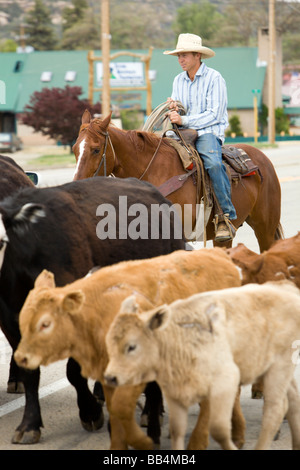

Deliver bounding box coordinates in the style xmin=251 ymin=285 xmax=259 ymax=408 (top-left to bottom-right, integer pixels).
xmin=213 ymin=213 xmax=236 ymax=241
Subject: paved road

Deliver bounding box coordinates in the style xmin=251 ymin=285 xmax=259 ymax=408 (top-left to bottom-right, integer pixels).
xmin=0 ymin=142 xmax=299 ymax=452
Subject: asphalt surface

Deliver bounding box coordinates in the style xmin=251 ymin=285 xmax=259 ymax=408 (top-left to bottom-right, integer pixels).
xmin=0 ymin=142 xmax=299 ymax=454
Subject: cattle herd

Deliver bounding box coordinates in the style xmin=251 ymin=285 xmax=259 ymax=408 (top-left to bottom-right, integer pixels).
xmin=0 ymin=154 xmax=300 ymax=451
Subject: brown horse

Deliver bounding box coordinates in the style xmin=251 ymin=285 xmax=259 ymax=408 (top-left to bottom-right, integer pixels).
xmin=73 ymin=110 xmax=283 ymax=252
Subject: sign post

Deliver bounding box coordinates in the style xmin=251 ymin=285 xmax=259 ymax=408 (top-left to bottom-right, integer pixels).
xmin=252 ymin=89 xmax=261 ymax=144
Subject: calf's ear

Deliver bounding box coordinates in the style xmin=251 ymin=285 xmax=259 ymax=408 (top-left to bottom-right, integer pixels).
xmin=120 ymin=295 xmax=139 ymax=313
xmin=35 ymin=269 xmax=56 ymax=288
xmin=147 ymin=305 xmax=169 ymax=331
xmin=62 ymin=290 xmax=85 ymax=314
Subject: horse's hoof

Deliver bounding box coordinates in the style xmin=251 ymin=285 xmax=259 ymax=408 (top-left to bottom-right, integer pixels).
xmin=81 ymin=408 xmax=104 ymax=432
xmin=12 ymin=429 xmax=41 ymax=444
xmin=7 ymin=381 xmax=25 ymax=394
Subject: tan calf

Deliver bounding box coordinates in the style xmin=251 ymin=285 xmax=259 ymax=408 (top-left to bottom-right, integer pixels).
xmin=104 ymin=281 xmax=300 ymax=450
xmin=14 ymin=248 xmax=242 ymax=450
xmin=228 ymin=233 xmax=300 ymax=398
xmin=228 ymin=233 xmax=300 ymax=288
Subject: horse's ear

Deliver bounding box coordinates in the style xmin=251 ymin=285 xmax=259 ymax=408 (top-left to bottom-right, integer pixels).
xmin=101 ymin=112 xmax=112 ymax=130
xmin=82 ymin=109 xmax=91 ymax=124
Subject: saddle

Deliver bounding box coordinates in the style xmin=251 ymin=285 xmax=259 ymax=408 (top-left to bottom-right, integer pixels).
xmin=164 ymin=128 xmax=260 ymax=179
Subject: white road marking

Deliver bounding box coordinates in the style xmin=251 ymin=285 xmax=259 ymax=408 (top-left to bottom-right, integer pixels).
xmin=0 ymin=378 xmax=70 ymax=417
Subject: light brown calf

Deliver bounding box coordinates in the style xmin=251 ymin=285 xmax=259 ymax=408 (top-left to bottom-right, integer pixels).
xmin=14 ymin=248 xmax=242 ymax=450
xmin=228 ymin=233 xmax=300 ymax=398
xmin=227 ymin=232 xmax=300 ymax=288
xmin=104 ymin=281 xmax=300 ymax=450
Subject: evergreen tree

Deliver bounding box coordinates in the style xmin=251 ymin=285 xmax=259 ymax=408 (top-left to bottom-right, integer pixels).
xmin=62 ymin=0 xmax=88 ymax=32
xmin=25 ymin=0 xmax=58 ymax=51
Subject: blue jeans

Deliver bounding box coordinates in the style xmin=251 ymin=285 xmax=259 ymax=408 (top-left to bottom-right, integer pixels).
xmin=195 ymin=133 xmax=237 ymax=220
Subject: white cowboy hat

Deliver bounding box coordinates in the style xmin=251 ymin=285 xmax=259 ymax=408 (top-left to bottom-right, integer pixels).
xmin=163 ymin=33 xmax=215 ymax=59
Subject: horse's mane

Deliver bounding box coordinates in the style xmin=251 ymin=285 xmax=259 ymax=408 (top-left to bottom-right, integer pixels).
xmin=85 ymin=118 xmax=173 ymax=153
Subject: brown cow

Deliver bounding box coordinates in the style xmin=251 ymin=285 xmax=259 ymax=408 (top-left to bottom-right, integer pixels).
xmin=14 ymin=248 xmax=243 ymax=450
xmin=104 ymin=281 xmax=300 ymax=450
xmin=227 ymin=233 xmax=300 ymax=288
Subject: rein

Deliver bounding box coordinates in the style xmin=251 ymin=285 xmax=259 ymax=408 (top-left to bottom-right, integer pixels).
xmin=138 ymin=135 xmax=163 ymax=180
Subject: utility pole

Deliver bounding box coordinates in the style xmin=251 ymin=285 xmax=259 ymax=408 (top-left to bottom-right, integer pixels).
xmin=101 ymin=0 xmax=111 ymax=117
xmin=268 ymin=0 xmax=276 ymax=144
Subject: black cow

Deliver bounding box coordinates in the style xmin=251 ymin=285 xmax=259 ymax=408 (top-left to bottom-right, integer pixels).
xmin=0 ymin=176 xmax=185 ymax=445
xmin=0 ymin=155 xmax=34 ymax=198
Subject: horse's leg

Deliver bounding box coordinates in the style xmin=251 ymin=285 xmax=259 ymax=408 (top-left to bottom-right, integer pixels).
xmin=66 ymin=358 xmax=104 ymax=431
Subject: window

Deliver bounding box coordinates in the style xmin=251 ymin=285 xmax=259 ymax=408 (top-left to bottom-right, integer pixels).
xmin=40 ymin=71 xmax=52 ymax=82
xmin=65 ymin=71 xmax=77 ymax=82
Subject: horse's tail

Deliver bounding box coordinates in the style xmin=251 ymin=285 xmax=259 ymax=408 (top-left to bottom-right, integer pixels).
xmin=275 ymin=222 xmax=284 ymax=241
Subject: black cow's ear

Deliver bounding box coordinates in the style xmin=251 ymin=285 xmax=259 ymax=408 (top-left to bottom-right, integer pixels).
xmin=15 ymin=203 xmax=46 ymax=223
xmin=10 ymin=203 xmax=46 ymax=234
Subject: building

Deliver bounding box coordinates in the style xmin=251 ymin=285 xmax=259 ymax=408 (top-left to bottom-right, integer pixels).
xmin=0 ymin=33 xmax=297 ymax=141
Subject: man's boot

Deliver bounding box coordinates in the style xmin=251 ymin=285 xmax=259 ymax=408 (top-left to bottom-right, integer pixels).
xmin=214 ymin=213 xmax=236 ymax=242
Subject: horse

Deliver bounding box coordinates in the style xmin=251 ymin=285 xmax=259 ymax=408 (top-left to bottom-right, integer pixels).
xmin=72 ymin=110 xmax=283 ymax=253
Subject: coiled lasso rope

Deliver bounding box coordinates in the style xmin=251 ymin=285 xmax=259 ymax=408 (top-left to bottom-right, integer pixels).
xmin=142 ymin=101 xmax=186 ymax=135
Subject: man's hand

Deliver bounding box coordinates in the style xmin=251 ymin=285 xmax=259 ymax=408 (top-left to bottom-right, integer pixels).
xmin=167 ymin=98 xmax=182 ymax=125
xmin=168 ymin=110 xmax=182 ymax=125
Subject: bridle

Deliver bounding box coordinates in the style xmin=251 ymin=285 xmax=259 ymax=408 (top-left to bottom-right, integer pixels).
xmin=92 ymin=129 xmax=116 ymax=177
xmin=80 ymin=121 xmax=116 ymax=177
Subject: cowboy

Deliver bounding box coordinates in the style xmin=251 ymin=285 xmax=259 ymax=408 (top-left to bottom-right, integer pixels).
xmin=164 ymin=33 xmax=237 ymax=242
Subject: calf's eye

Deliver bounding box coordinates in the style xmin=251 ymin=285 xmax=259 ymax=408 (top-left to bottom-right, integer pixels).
xmin=126 ymin=344 xmax=137 ymax=354
xmin=39 ymin=320 xmax=51 ymax=332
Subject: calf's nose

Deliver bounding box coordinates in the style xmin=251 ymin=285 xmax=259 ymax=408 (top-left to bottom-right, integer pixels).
xmin=14 ymin=350 xmax=28 ymax=368
xmin=104 ymin=374 xmax=119 ymax=387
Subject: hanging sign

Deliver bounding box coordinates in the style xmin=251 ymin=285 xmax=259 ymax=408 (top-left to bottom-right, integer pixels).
xmin=96 ymin=62 xmax=144 ymax=87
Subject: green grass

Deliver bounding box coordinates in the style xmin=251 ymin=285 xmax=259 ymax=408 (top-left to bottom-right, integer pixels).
xmin=28 ymin=153 xmax=76 ymax=167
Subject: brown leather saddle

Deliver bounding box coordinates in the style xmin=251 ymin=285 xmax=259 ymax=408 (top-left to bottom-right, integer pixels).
xmin=164 ymin=128 xmax=260 ymax=179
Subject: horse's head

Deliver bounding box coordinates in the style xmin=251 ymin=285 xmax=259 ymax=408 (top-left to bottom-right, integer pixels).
xmin=73 ymin=110 xmax=115 ymax=180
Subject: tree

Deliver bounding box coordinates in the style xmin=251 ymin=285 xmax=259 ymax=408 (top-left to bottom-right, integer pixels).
xmin=173 ymin=2 xmax=223 ymax=45
xmin=21 ymin=86 xmax=102 ymax=151
xmin=25 ymin=0 xmax=58 ymax=50
xmin=225 ymin=115 xmax=243 ymax=137
xmin=62 ymin=0 xmax=88 ymax=32
xmin=61 ymin=9 xmax=100 ymax=50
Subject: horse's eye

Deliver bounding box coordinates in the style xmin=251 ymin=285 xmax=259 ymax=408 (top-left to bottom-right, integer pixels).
xmin=93 ymin=148 xmax=100 ymax=155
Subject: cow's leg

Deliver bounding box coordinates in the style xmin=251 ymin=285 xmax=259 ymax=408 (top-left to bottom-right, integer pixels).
xmin=7 ymin=354 xmax=25 ymax=393
xmin=208 ymin=366 xmax=239 ymax=450
xmin=108 ymin=383 xmax=154 ymax=450
xmin=252 ymin=377 xmax=264 ymax=399
xmin=231 ymin=387 xmax=246 ymax=448
xmin=143 ymin=381 xmax=163 ymax=448
xmin=286 ymin=378 xmax=300 ymax=450
xmin=66 ymin=358 xmax=104 ymax=431
xmin=12 ymin=367 xmax=43 ymax=444
xmin=255 ymin=361 xmax=292 ymax=450
xmin=165 ymin=396 xmax=188 ymax=450
xmin=187 ymin=400 xmax=210 ymax=450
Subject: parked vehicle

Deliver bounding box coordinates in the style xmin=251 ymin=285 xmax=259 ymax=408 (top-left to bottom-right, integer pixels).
xmin=0 ymin=133 xmax=23 ymax=152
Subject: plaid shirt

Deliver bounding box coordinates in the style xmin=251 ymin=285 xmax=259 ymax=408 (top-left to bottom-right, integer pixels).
xmin=171 ymin=62 xmax=229 ymax=143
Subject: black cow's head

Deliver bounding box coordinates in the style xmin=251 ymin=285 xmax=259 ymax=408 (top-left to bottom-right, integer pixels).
xmin=0 ymin=203 xmax=46 ymax=271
